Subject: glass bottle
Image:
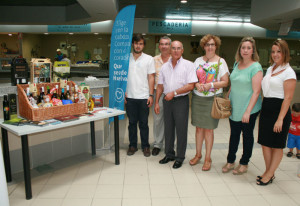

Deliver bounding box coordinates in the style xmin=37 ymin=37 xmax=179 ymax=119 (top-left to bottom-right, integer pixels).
xmin=3 ymin=95 xmax=10 ymax=120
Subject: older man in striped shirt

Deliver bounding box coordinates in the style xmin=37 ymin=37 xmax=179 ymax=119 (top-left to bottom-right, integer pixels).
xmin=154 ymin=40 xmax=198 ymax=169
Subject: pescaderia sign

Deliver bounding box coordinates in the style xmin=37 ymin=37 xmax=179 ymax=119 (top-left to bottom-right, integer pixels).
xmin=148 ymin=20 xmax=192 ymax=34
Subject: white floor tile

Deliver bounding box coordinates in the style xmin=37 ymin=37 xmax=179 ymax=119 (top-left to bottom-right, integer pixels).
xmin=123 ymin=185 xmax=150 ymax=198
xmin=122 ymin=198 xmax=151 ymax=206
xmin=263 ymin=194 xmax=298 ymax=206
xmin=180 ymin=197 xmax=211 ymax=206
xmin=94 ymin=184 xmax=123 ymax=198
xmin=202 ymin=183 xmax=233 ymax=196
xmin=226 ymin=182 xmax=259 ymax=195
xmin=124 ymin=173 xmax=149 ymax=185
xmin=176 ymin=184 xmax=206 ymax=197
xmin=150 ymin=184 xmax=179 ymax=198
xmin=38 ymin=185 xmax=70 ymax=198
xmin=31 ymin=199 xmax=63 ymax=206
xmin=91 ymin=198 xmax=122 ymax=206
xmin=152 ymin=197 xmax=181 ymax=206
xmin=61 ymin=198 xmax=93 ymax=206
xmin=275 ymin=180 xmax=300 ymax=194
xmin=98 ymin=173 xmax=124 ymax=185
xmin=66 ymin=185 xmax=97 ymax=198
xmin=209 ymin=196 xmax=239 ymax=206
xmin=149 ymin=174 xmax=175 ymax=185
xmin=173 ymin=173 xmax=199 ymax=185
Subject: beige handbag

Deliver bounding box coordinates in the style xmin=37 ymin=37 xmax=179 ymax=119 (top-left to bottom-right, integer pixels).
xmin=211 ymin=58 xmax=232 ymax=119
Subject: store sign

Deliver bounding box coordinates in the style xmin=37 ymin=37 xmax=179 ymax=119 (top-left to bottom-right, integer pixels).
xmin=148 ymin=20 xmax=192 ymax=34
xmin=47 ymin=24 xmax=91 ymax=32
xmin=109 ymin=5 xmax=136 ymax=123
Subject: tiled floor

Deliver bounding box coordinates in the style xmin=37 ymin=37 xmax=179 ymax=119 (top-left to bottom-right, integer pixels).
xmin=7 ymin=115 xmax=300 ymax=206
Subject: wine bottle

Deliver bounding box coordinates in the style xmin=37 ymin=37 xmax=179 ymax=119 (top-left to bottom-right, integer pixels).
xmin=66 ymin=85 xmax=71 ymax=100
xmin=3 ymin=95 xmax=10 ymax=120
xmin=60 ymin=88 xmax=66 ymax=100
xmin=39 ymin=87 xmax=45 ymax=103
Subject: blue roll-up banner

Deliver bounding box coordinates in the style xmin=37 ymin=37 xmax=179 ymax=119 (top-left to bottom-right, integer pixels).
xmin=109 ymin=5 xmax=136 ymax=123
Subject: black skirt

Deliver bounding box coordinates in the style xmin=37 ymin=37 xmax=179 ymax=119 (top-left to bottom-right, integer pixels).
xmin=258 ymin=97 xmax=291 ymax=149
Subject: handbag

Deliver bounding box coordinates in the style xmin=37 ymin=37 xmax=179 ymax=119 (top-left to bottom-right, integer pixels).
xmin=211 ymin=58 xmax=232 ymax=119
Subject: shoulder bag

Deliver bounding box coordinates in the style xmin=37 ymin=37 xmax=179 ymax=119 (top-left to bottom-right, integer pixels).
xmin=211 ymin=58 xmax=232 ymax=119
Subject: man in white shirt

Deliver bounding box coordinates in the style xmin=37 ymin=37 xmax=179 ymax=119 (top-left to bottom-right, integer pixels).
xmin=126 ymin=34 xmax=155 ymax=157
xmin=152 ymin=36 xmax=171 ymax=156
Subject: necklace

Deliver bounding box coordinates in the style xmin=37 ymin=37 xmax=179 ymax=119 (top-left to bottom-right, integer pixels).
xmin=205 ymin=54 xmax=215 ymax=63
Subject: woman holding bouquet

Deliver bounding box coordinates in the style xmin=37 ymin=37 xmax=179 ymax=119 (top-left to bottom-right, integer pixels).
xmin=190 ymin=34 xmax=229 ymax=171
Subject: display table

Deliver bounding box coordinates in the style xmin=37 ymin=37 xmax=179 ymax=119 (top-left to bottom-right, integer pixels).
xmin=0 ymin=108 xmax=125 ymax=200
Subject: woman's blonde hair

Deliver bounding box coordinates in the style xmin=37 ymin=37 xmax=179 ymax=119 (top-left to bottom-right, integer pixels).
xmin=235 ymin=37 xmax=259 ymax=62
xmin=200 ymin=34 xmax=221 ymax=50
xmin=270 ymin=40 xmax=290 ymax=65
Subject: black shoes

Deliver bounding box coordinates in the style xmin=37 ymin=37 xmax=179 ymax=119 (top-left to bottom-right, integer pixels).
xmin=127 ymin=146 xmax=138 ymax=156
xmin=152 ymin=147 xmax=161 ymax=156
xmin=172 ymin=161 xmax=183 ymax=169
xmin=159 ymin=156 xmax=175 ymax=164
xmin=143 ymin=147 xmax=151 ymax=157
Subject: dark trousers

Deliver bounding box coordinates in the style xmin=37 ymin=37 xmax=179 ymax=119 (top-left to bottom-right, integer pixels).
xmin=227 ymin=111 xmax=260 ymax=165
xmin=126 ymin=98 xmax=150 ymax=149
xmin=163 ymin=95 xmax=189 ymax=162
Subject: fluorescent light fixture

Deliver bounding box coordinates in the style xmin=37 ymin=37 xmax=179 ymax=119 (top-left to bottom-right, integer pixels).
xmin=193 ymin=20 xmax=218 ymax=25
xmin=167 ymin=33 xmax=171 ymax=36
xmin=94 ymin=32 xmax=99 ymax=35
xmin=44 ymin=33 xmax=49 ymax=35
xmin=243 ymin=18 xmax=251 ymax=23
xmin=193 ymin=16 xmax=218 ymax=21
xmin=142 ymin=33 xmax=146 ymax=35
xmin=8 ymin=33 xmax=12 ymax=36
xmin=191 ymin=34 xmax=196 ymax=36
xmin=69 ymin=33 xmax=74 ymax=35
xmin=218 ymin=17 xmax=243 ymax=22
xmin=181 ymin=0 xmax=187 ymax=3
xmin=217 ymin=21 xmax=243 ymax=26
xmin=166 ymin=15 xmax=191 ymax=20
xmin=277 ymin=38 xmax=282 ymax=40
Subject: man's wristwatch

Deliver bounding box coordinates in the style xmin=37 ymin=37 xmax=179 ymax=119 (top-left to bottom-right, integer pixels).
xmin=149 ymin=94 xmax=154 ymax=97
xmin=174 ymin=90 xmax=177 ymax=96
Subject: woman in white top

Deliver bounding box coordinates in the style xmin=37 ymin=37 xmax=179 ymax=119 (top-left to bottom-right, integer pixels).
xmin=257 ymin=40 xmax=297 ymax=185
xmin=190 ymin=34 xmax=229 ymax=171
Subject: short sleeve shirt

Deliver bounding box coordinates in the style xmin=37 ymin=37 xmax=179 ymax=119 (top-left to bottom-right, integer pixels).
xmin=193 ymin=57 xmax=229 ymax=97
xmin=158 ymin=57 xmax=198 ymax=96
xmin=126 ymin=53 xmax=155 ymax=99
xmin=262 ymin=66 xmax=296 ymax=99
xmin=153 ymin=54 xmax=171 ymax=89
xmin=229 ymin=62 xmax=263 ymax=121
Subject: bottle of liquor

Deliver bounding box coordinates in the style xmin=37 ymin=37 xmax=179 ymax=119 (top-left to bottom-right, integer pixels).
xmin=66 ymin=85 xmax=71 ymax=100
xmin=44 ymin=86 xmax=51 ymax=103
xmin=39 ymin=87 xmax=45 ymax=103
xmin=32 ymin=92 xmax=39 ymax=104
xmin=74 ymin=85 xmax=79 ymax=103
xmin=3 ymin=95 xmax=10 ymax=120
xmin=88 ymin=92 xmax=94 ymax=111
xmin=52 ymin=85 xmax=58 ymax=99
xmin=61 ymin=88 xmax=66 ymax=100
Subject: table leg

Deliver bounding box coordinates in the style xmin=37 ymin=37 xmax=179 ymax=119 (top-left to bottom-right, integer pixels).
xmin=90 ymin=121 xmax=96 ymax=155
xmin=114 ymin=116 xmax=120 ymax=165
xmin=1 ymin=128 xmax=12 ymax=182
xmin=21 ymin=135 xmax=32 ymax=200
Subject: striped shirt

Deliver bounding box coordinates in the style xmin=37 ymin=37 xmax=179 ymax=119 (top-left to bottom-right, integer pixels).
xmin=158 ymin=57 xmax=198 ymax=96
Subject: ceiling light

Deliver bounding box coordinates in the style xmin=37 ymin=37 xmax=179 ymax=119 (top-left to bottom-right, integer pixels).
xmin=142 ymin=33 xmax=146 ymax=35
xmin=277 ymin=38 xmax=282 ymax=40
xmin=167 ymin=34 xmax=171 ymax=36
xmin=94 ymin=33 xmax=99 ymax=35
xmin=193 ymin=17 xmax=218 ymax=21
xmin=166 ymin=15 xmax=191 ymax=20
xmin=8 ymin=33 xmax=12 ymax=36
xmin=191 ymin=34 xmax=196 ymax=36
xmin=181 ymin=0 xmax=187 ymax=3
xmin=44 ymin=33 xmax=49 ymax=35
xmin=69 ymin=33 xmax=74 ymax=35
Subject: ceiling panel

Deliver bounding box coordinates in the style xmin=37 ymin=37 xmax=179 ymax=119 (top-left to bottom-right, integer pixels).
xmin=118 ymin=0 xmax=252 ymax=21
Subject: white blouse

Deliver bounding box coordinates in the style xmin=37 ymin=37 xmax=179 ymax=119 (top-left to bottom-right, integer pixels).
xmin=262 ymin=65 xmax=296 ymax=99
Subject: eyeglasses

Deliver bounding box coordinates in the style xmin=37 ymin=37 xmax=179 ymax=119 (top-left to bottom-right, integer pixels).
xmin=205 ymin=43 xmax=215 ymax=47
xmin=171 ymin=47 xmax=182 ymax=51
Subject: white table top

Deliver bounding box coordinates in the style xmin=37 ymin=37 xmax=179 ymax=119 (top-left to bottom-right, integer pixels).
xmin=0 ymin=108 xmax=125 ymax=136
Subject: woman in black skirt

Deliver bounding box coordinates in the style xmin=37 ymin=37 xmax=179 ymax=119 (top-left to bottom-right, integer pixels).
xmin=257 ymin=40 xmax=297 ymax=185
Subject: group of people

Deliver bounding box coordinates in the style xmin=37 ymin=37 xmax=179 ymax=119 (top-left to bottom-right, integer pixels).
xmin=125 ymin=33 xmax=297 ymax=185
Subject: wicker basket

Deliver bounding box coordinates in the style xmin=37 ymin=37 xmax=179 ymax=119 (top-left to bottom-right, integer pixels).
xmin=17 ymin=81 xmax=88 ymax=121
